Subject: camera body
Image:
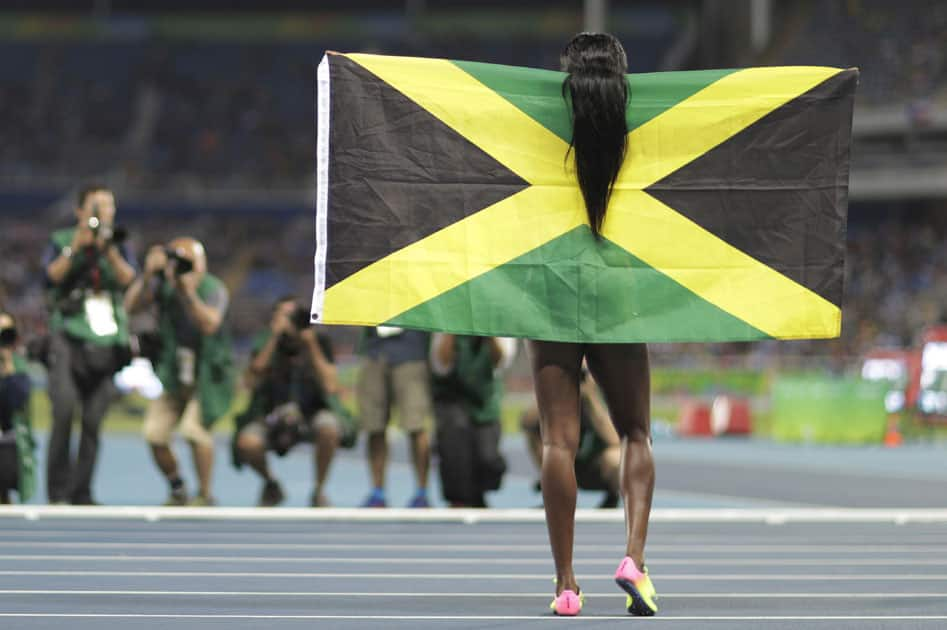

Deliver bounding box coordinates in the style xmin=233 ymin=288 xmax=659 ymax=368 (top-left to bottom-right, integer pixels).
xmin=291 ymin=305 xmax=312 ymax=330
xmin=0 ymin=327 xmax=16 ymax=349
xmin=87 ymin=213 xmax=126 ymax=245
xmin=163 ymin=248 xmax=194 ymax=276
xmin=273 ymin=306 xmax=313 ymax=359
xmin=264 ymin=403 xmax=305 ymax=457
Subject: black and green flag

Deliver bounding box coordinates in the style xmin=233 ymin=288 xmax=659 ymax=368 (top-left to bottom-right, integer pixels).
xmin=312 ymin=52 xmax=857 ymax=342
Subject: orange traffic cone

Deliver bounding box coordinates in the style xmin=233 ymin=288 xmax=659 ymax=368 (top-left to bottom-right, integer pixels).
xmin=883 ymin=415 xmax=903 ymax=447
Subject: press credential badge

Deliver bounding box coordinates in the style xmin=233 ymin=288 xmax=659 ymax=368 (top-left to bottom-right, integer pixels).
xmin=84 ymin=292 xmax=119 ymax=337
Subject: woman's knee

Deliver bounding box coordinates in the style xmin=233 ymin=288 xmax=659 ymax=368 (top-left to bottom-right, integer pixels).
xmin=541 ymin=424 xmax=580 ymax=454
xmin=624 ymin=426 xmax=651 ymax=445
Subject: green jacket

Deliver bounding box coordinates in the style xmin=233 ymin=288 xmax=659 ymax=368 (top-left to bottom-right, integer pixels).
xmin=155 ymin=273 xmax=235 ymax=428
xmin=46 ymin=228 xmax=130 ymax=346
xmin=431 ymin=336 xmax=503 ymax=424
xmin=10 ymin=354 xmax=35 ymax=502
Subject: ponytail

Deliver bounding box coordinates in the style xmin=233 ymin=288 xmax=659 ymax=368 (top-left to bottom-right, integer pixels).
xmin=561 ymin=33 xmax=629 ymax=238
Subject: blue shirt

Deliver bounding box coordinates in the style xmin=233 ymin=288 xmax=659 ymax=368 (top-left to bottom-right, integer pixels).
xmin=359 ymin=328 xmax=429 ymax=366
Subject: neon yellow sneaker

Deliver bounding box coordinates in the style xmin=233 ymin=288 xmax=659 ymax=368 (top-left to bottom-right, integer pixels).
xmin=614 ymin=556 xmax=658 ymax=616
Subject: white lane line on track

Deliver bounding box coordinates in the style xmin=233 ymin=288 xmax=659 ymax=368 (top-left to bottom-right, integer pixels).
xmin=1 ymin=590 xmax=946 ymax=599
xmin=4 ymin=506 xmax=947 ymax=524
xmin=3 ymin=570 xmax=947 ymax=580
xmin=7 ymin=541 xmax=947 ymax=553
xmin=3 ymin=530 xmax=947 ymax=544
xmin=1 ymin=613 xmax=947 ymax=621
xmin=4 ymin=554 xmax=947 ymax=567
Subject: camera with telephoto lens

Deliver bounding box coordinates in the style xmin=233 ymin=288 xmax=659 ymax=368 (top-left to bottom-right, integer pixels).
xmin=291 ymin=305 xmax=312 ymax=330
xmin=275 ymin=306 xmax=311 ymax=358
xmin=87 ymin=206 xmax=127 ymax=245
xmin=164 ymin=248 xmax=194 ymax=276
xmin=0 ymin=327 xmax=16 ymax=349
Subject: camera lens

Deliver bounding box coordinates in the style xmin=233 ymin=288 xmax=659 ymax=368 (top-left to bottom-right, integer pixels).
xmin=175 ymin=257 xmax=194 ymax=276
xmin=292 ymin=306 xmax=311 ymax=330
xmin=88 ymin=217 xmax=100 ymax=230
xmin=0 ymin=327 xmax=17 ymax=347
xmin=112 ymin=225 xmax=127 ymax=244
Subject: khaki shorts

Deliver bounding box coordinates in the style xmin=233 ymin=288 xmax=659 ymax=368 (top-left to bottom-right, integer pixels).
xmin=143 ymin=387 xmax=214 ymax=448
xmin=356 ymin=358 xmax=432 ymax=434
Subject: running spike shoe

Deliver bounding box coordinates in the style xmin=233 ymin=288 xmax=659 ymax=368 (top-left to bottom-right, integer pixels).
xmin=549 ymin=589 xmax=583 ymax=616
xmin=614 ymin=556 xmax=658 ymax=616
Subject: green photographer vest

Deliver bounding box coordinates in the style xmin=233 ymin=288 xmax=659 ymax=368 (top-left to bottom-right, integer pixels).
xmin=47 ymin=228 xmax=129 ymax=346
xmin=155 ymin=273 xmax=235 ymax=428
xmin=431 ymin=336 xmax=503 ymax=425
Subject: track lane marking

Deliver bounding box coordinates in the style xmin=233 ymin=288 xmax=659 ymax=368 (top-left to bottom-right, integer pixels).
xmin=3 ymin=570 xmax=947 ymax=580
xmin=5 ymin=541 xmax=947 ymax=553
xmin=1 ymin=590 xmax=946 ymax=598
xmin=3 ymin=555 xmax=947 ymax=566
xmin=1 ymin=613 xmax=946 ymax=621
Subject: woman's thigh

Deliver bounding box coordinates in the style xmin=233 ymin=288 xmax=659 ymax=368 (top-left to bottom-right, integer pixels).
xmin=527 ymin=340 xmax=584 ymax=450
xmin=584 ymin=343 xmax=650 ymax=440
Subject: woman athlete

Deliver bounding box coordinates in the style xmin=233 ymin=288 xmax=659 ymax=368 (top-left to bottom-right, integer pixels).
xmin=532 ymin=32 xmax=658 ymax=617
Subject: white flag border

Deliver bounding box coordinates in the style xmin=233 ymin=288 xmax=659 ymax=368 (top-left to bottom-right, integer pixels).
xmin=310 ymin=54 xmax=331 ymax=324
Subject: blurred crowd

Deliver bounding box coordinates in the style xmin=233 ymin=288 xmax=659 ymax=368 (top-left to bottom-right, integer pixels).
xmin=0 ymin=2 xmax=945 ymax=190
xmin=843 ymin=210 xmax=947 ymax=353
xmin=0 ymin=43 xmax=315 ymax=188
xmin=778 ymin=0 xmax=947 ymax=108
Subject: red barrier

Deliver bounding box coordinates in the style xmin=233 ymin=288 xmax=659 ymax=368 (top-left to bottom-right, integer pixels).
xmin=677 ymin=401 xmax=712 ymax=437
xmin=711 ymin=395 xmax=753 ymax=435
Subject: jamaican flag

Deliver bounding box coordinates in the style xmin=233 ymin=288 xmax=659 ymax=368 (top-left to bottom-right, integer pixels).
xmin=312 ymin=52 xmax=857 ymax=343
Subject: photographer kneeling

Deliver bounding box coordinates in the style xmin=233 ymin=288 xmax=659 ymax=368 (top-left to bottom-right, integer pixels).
xmin=0 ymin=312 xmax=35 ymax=504
xmin=125 ymin=238 xmax=235 ymax=506
xmin=233 ymin=297 xmax=351 ymax=507
xmin=430 ymin=334 xmax=516 ymax=508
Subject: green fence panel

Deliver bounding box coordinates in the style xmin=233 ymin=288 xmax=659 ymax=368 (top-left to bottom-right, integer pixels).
xmin=771 ymin=375 xmax=888 ymax=444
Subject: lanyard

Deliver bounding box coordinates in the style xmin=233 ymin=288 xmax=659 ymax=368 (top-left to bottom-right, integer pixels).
xmin=83 ymin=246 xmax=101 ymax=291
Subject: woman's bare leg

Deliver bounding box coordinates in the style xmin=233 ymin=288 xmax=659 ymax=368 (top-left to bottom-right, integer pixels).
xmin=585 ymin=343 xmax=654 ymax=567
xmin=528 ymin=340 xmax=584 ymax=595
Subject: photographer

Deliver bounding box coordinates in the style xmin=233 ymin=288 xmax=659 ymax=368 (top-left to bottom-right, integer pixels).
xmin=0 ymin=312 xmax=35 ymax=504
xmin=124 ymin=237 xmax=234 ymax=506
xmin=430 ymin=334 xmax=516 ymax=508
xmin=233 ymin=297 xmax=351 ymax=507
xmin=357 ymin=327 xmax=433 ymax=508
xmin=42 ymin=185 xmax=136 ymax=504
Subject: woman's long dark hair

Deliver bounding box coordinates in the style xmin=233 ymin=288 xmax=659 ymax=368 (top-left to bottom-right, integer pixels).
xmin=561 ymin=32 xmax=629 ymax=238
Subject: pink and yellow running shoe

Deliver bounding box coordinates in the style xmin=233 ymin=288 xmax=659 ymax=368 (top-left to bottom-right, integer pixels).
xmin=614 ymin=556 xmax=658 ymax=616
xmin=549 ymin=589 xmax=583 ymax=616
